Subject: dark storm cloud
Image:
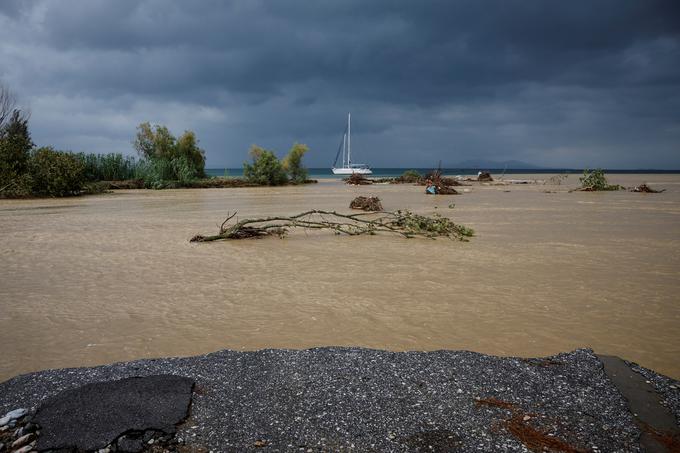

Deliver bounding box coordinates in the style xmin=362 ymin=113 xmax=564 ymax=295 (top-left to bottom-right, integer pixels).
xmin=1 ymin=0 xmax=679 ymax=167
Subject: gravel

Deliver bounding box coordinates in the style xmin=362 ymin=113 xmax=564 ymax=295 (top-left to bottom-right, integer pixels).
xmin=0 ymin=347 xmax=661 ymax=452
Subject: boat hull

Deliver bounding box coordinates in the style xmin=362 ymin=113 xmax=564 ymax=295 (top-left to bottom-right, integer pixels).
xmin=332 ymin=167 xmax=373 ymax=175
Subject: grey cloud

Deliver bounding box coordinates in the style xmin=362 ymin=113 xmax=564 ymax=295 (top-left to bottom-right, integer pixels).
xmin=1 ymin=0 xmax=679 ymax=168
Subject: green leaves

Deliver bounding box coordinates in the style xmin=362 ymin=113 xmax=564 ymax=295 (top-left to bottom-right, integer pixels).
xmin=579 ymin=169 xmax=622 ymax=191
xmin=244 ymin=142 xmax=312 ymax=186
xmin=132 ymin=122 xmax=206 ymax=185
xmin=282 ymin=143 xmax=309 ymax=184
xmin=243 ymin=146 xmax=288 ymax=186
xmin=29 ymin=147 xmax=85 ymax=197
xmin=0 ymin=110 xmax=33 ymax=195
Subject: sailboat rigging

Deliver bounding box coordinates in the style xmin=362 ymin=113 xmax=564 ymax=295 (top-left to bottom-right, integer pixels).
xmin=331 ymin=113 xmax=372 ymax=175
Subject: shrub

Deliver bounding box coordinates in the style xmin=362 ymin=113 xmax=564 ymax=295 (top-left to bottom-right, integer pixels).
xmin=396 ymin=169 xmax=422 ymax=183
xmin=402 ymin=169 xmax=421 ymax=179
xmin=29 ymin=147 xmax=85 ymax=196
xmin=77 ymin=152 xmax=140 ymax=181
xmin=282 ymin=143 xmax=309 ymax=183
xmin=243 ymin=145 xmax=288 ymax=186
xmin=579 ymin=169 xmax=621 ymax=191
xmin=0 ymin=110 xmax=33 ymax=196
xmin=172 ymin=155 xmax=199 ymax=185
xmin=175 ymin=130 xmax=206 ymax=178
xmin=82 ymin=181 xmax=112 ymax=194
xmin=132 ymin=122 xmax=206 ymax=183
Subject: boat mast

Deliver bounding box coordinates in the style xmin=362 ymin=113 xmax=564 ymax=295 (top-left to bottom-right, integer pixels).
xmin=342 ymin=133 xmax=346 ymax=168
xmin=347 ymin=113 xmax=351 ymax=167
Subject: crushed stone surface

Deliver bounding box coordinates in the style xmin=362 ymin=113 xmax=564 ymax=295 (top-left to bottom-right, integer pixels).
xmin=0 ymin=348 xmax=657 ymax=452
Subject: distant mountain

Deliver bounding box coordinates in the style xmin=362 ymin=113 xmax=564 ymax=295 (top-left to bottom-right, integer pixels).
xmin=451 ymin=159 xmax=544 ymax=169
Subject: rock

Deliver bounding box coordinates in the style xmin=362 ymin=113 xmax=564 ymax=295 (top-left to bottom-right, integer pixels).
xmin=0 ymin=442 xmax=4 ymax=452
xmin=0 ymin=409 xmax=27 ymax=427
xmin=477 ymin=171 xmax=493 ymax=182
xmin=12 ymin=444 xmax=34 ymax=453
xmin=13 ymin=423 xmax=36 ymax=438
xmin=116 ymin=434 xmax=144 ymax=453
xmin=33 ymin=375 xmax=194 ymax=451
xmin=142 ymin=431 xmax=156 ymax=443
xmin=11 ymin=433 xmax=35 ymax=449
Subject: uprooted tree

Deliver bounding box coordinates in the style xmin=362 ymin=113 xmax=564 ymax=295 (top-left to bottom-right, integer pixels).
xmin=190 ymin=210 xmax=474 ymax=242
xmin=576 ymin=169 xmax=622 ymax=191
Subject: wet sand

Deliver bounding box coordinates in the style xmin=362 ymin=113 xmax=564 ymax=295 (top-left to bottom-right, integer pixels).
xmin=1 ymin=173 xmax=679 ymax=381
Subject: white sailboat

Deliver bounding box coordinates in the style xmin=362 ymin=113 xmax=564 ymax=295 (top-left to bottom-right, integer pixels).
xmin=332 ymin=113 xmax=372 ymax=175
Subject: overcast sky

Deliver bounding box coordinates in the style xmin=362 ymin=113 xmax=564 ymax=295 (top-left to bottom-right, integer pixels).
xmin=1 ymin=1 xmax=679 ymax=168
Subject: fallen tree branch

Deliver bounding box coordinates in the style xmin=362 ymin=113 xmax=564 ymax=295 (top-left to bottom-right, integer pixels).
xmin=190 ymin=209 xmax=474 ymax=242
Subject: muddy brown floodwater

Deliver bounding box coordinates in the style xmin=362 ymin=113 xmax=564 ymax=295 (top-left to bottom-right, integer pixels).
xmin=1 ymin=174 xmax=679 ymax=381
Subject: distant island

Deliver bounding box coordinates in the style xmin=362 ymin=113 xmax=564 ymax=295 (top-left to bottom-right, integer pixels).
xmin=450 ymin=159 xmax=544 ymax=169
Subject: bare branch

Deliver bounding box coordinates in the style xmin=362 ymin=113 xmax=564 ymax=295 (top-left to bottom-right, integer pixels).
xmin=190 ymin=210 xmax=474 ymax=243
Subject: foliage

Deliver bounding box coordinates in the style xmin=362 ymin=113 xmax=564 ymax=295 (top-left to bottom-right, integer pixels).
xmin=29 ymin=147 xmax=85 ymax=196
xmin=345 ymin=173 xmax=372 ymax=185
xmin=77 ymin=152 xmax=140 ymax=181
xmin=82 ymin=181 xmax=113 ymax=194
xmin=0 ymin=110 xmax=33 ymax=196
xmin=243 ymin=145 xmax=288 ymax=186
xmin=282 ymin=143 xmax=309 ymax=183
xmin=132 ymin=122 xmax=206 ymax=183
xmin=392 ymin=211 xmax=474 ymax=238
xmin=133 ymin=122 xmax=176 ymax=160
xmin=400 ymin=169 xmax=422 ymax=183
xmin=175 ymin=130 xmax=206 ymax=178
xmin=191 ymin=209 xmax=474 ymax=242
xmin=578 ymin=169 xmax=621 ymax=191
xmin=133 ymin=158 xmax=172 ymax=189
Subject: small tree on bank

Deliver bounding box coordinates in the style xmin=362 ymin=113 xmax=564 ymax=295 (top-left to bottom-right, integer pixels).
xmin=282 ymin=143 xmax=309 ymax=184
xmin=243 ymin=145 xmax=288 ymax=186
xmin=132 ymin=122 xmax=206 ymax=185
xmin=0 ymin=84 xmax=33 ymax=196
xmin=29 ymin=147 xmax=85 ymax=196
xmin=578 ymin=169 xmax=622 ymax=191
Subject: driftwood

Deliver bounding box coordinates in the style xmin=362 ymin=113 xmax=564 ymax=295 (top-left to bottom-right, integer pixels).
xmin=344 ymin=174 xmax=372 ymax=185
xmin=631 ymin=184 xmax=664 ymax=193
xmin=421 ymin=169 xmax=461 ymax=195
xmin=190 ymin=210 xmax=474 ymax=242
xmin=434 ymin=186 xmax=459 ymax=195
xmin=350 ymin=196 xmax=383 ymax=211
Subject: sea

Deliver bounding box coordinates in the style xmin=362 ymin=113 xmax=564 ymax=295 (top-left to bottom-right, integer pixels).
xmin=206 ymin=167 xmax=680 ymax=178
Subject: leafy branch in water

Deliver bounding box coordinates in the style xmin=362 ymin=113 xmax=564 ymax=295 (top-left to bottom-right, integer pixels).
xmin=190 ymin=210 xmax=474 ymax=242
xmin=576 ymin=169 xmax=622 ymax=191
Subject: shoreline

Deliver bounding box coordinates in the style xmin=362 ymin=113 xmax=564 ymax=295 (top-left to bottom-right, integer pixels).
xmin=1 ymin=347 xmax=679 ymax=451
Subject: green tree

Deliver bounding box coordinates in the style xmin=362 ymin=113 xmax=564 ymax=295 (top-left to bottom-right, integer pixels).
xmin=0 ymin=110 xmax=33 ymax=196
xmin=29 ymin=147 xmax=85 ymax=196
xmin=175 ymin=130 xmax=206 ymax=177
xmin=579 ymin=168 xmax=621 ymax=191
xmin=282 ymin=142 xmax=309 ymax=183
xmin=133 ymin=122 xmax=176 ymax=160
xmin=132 ymin=122 xmax=206 ymax=182
xmin=243 ymin=145 xmax=288 ymax=186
